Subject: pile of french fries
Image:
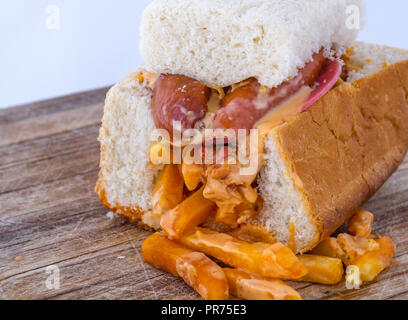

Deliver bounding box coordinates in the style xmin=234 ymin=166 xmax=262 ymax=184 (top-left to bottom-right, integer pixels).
xmin=142 ymin=165 xmax=395 ymax=300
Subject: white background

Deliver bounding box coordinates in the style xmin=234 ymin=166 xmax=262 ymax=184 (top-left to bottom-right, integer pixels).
xmin=1 ymin=0 xmax=408 ymax=109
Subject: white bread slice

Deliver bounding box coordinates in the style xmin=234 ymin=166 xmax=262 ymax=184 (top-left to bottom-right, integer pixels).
xmin=96 ymin=73 xmax=162 ymax=227
xmin=96 ymin=43 xmax=408 ymax=252
xmin=140 ymin=0 xmax=364 ymax=88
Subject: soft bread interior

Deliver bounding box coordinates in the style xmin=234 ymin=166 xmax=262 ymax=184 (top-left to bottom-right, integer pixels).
xmin=97 ymin=73 xmax=161 ymax=219
xmin=256 ymin=135 xmax=320 ymax=251
xmin=141 ymin=0 xmax=363 ymax=88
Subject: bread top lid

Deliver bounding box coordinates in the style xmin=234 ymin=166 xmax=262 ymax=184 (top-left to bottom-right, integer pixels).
xmin=140 ymin=0 xmax=365 ymax=88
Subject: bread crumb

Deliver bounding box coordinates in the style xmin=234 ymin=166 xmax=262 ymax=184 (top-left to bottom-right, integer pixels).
xmin=381 ymin=61 xmax=388 ymax=68
xmin=15 ymin=256 xmax=24 ymax=262
xmin=365 ymin=59 xmax=372 ymax=64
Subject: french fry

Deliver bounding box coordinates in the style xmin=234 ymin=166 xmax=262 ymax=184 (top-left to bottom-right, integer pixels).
xmin=142 ymin=233 xmax=229 ymax=300
xmin=336 ymin=233 xmax=379 ymax=265
xmin=181 ymin=163 xmax=204 ymax=191
xmin=223 ymin=268 xmax=302 ymax=300
xmin=348 ymin=210 xmax=374 ymax=238
xmin=311 ymin=237 xmax=344 ymax=259
xmin=312 ymin=234 xmax=395 ymax=285
xmin=311 ymin=210 xmax=395 ymax=287
xmin=354 ymin=236 xmax=395 ymax=282
xmin=312 ymin=234 xmax=379 ymax=266
xmin=160 ymin=186 xmax=217 ymax=239
xmin=297 ymin=254 xmax=344 ymax=285
xmin=179 ymin=227 xmax=308 ymax=280
xmin=229 ymin=223 xmax=276 ymax=244
xmin=152 ymin=165 xmax=184 ymax=216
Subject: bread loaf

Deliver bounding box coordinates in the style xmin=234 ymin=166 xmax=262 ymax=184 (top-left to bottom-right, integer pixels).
xmin=96 ymin=43 xmax=408 ymax=252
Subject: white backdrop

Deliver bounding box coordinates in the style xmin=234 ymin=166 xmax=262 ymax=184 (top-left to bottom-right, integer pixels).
xmin=1 ymin=0 xmax=408 ymax=109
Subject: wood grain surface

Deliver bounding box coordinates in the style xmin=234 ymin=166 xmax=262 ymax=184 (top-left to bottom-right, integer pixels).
xmin=0 ymin=89 xmax=407 ymax=300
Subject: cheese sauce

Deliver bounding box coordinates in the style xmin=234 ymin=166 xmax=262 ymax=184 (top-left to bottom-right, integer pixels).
xmin=255 ymin=86 xmax=312 ymax=140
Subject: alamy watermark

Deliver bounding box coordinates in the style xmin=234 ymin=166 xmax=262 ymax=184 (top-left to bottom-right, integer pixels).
xmin=346 ymin=4 xmax=361 ymax=30
xmin=45 ymin=265 xmax=60 ymax=290
xmin=150 ymin=123 xmax=260 ymax=176
xmin=45 ymin=5 xmax=60 ymax=30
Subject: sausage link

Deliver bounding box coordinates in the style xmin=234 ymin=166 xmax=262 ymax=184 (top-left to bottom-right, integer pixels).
xmin=152 ymin=74 xmax=211 ymax=134
xmin=213 ymin=51 xmax=327 ymax=131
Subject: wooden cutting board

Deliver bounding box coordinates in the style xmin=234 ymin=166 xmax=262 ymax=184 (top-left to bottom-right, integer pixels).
xmin=1 ymin=88 xmax=407 ymax=300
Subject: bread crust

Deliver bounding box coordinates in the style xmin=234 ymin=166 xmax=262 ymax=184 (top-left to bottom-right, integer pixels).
xmin=274 ymin=60 xmax=408 ymax=251
xmin=96 ymin=178 xmax=143 ymax=223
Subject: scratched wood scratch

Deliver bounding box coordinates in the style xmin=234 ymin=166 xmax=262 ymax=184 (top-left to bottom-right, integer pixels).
xmin=0 ymin=88 xmax=407 ymax=300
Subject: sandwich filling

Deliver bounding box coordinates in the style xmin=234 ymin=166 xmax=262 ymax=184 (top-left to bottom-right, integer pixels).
xmin=142 ymin=49 xmax=353 ymax=230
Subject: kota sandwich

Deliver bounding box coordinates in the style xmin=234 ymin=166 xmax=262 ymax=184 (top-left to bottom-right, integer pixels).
xmin=96 ymin=0 xmax=408 ymax=299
